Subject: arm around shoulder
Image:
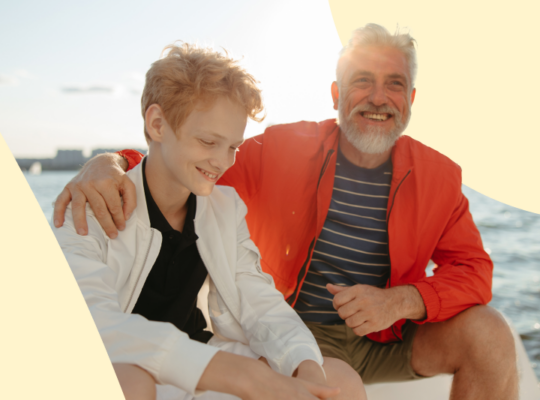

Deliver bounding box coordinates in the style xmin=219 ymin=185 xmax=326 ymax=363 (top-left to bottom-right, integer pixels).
xmin=232 ymin=191 xmax=324 ymax=378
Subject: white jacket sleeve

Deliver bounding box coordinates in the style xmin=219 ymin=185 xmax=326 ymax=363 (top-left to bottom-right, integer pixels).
xmin=232 ymin=193 xmax=324 ymax=377
xmin=53 ymin=206 xmax=219 ymax=396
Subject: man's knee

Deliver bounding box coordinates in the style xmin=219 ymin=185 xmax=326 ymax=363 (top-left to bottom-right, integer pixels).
xmin=113 ymin=363 xmax=157 ymax=400
xmin=413 ymin=305 xmax=515 ymax=375
xmin=454 ymin=306 xmax=515 ymax=357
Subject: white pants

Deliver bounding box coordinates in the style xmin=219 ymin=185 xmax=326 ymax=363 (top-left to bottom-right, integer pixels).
xmin=156 ymin=339 xmax=259 ymax=400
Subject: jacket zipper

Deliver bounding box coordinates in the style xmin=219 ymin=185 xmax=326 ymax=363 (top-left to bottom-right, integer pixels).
xmin=287 ymin=149 xmax=335 ymax=306
xmin=125 ymin=229 xmax=155 ymax=312
xmin=386 ymin=169 xmax=411 ymax=341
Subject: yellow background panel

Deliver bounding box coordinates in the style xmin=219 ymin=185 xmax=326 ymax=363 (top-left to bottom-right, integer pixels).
xmin=329 ymin=0 xmax=540 ymax=214
xmin=0 ymin=132 xmax=123 ymax=399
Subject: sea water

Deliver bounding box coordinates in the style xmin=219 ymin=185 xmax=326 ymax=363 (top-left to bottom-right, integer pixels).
xmin=23 ymin=170 xmax=540 ymax=380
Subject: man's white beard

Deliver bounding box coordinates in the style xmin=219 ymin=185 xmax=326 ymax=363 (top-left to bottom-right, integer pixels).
xmin=338 ymin=102 xmax=411 ymax=155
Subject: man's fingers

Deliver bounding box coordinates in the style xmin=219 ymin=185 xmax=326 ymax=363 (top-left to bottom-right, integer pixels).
xmin=336 ymin=300 xmax=363 ymax=320
xmin=331 ymin=285 xmax=358 ymax=310
xmin=120 ymin=176 xmax=137 ymax=222
xmin=86 ymin=189 xmax=119 ymax=239
xmin=53 ymin=188 xmax=72 ymax=228
xmin=100 ymin=184 xmax=126 ymax=231
xmin=344 ymin=312 xmax=368 ymax=330
xmin=71 ymin=190 xmax=90 ymax=235
xmin=352 ymin=321 xmax=375 ymax=337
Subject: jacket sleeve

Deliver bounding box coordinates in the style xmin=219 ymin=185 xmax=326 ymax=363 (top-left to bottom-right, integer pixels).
xmin=232 ymin=191 xmax=325 ymax=377
xmin=217 ymin=134 xmax=264 ymax=205
xmin=116 ymin=149 xmax=145 ymax=171
xmin=53 ymin=206 xmax=219 ymax=396
xmin=410 ymin=192 xmax=493 ymax=324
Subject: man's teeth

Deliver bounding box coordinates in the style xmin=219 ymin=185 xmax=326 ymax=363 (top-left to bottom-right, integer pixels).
xmin=201 ymin=169 xmax=217 ymax=179
xmin=363 ymin=112 xmax=389 ymax=121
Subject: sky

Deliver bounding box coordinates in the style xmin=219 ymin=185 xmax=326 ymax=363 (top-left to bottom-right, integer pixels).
xmin=0 ymin=0 xmax=341 ymax=157
xmin=2 ymin=0 xmax=540 ymax=215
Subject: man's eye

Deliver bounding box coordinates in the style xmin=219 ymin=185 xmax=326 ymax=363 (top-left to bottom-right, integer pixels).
xmin=200 ymin=139 xmax=214 ymax=145
xmin=391 ymin=81 xmax=403 ymax=86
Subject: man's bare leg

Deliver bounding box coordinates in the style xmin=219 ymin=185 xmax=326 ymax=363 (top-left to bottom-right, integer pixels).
xmin=113 ymin=363 xmax=156 ymax=400
xmin=411 ymin=305 xmax=518 ymax=400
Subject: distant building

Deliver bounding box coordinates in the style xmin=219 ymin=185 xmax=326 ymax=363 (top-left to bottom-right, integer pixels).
xmin=52 ymin=150 xmax=86 ymax=169
xmin=16 ymin=147 xmax=148 ymax=171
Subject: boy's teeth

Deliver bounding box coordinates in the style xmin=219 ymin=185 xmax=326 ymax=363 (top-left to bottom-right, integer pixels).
xmin=201 ymin=169 xmax=217 ymax=179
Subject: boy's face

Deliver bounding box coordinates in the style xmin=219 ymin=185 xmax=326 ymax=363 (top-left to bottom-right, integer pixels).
xmin=157 ymin=97 xmax=247 ymax=197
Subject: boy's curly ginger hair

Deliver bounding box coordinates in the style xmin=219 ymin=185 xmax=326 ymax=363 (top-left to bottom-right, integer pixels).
xmin=142 ymin=42 xmax=265 ymax=142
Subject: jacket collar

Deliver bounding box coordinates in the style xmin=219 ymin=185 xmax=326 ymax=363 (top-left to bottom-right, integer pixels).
xmin=391 ymin=135 xmax=415 ymax=183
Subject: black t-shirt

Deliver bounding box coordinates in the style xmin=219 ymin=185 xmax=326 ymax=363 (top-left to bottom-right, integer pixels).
xmin=132 ymin=159 xmax=213 ymax=343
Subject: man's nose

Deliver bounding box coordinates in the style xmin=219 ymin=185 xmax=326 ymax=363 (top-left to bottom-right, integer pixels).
xmin=368 ymin=83 xmax=387 ymax=106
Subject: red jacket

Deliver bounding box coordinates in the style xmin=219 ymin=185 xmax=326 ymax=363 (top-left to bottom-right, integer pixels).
xmin=124 ymin=119 xmax=493 ymax=343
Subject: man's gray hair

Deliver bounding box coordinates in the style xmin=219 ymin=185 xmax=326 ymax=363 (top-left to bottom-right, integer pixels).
xmin=337 ymin=23 xmax=418 ymax=87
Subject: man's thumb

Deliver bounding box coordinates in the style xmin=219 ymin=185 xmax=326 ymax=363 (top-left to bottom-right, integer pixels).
xmin=326 ymin=283 xmax=348 ymax=295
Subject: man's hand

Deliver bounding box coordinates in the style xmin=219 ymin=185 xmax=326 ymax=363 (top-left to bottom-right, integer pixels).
xmin=53 ymin=153 xmax=136 ymax=238
xmin=327 ymin=283 xmax=426 ymax=337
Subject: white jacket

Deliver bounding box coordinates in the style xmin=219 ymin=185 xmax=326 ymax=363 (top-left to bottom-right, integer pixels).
xmin=54 ymin=162 xmax=323 ymax=396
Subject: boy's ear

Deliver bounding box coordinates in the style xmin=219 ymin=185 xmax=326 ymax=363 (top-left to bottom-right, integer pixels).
xmin=145 ymin=104 xmax=167 ymax=143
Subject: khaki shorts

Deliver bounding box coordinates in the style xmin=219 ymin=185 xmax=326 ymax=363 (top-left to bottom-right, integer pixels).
xmin=305 ymin=320 xmax=425 ymax=384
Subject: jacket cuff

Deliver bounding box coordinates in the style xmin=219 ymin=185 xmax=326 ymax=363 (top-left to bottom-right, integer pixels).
xmin=410 ymin=281 xmax=441 ymax=324
xmin=116 ymin=149 xmax=144 ymax=172
xmin=158 ymin=338 xmax=220 ymax=396
xmin=281 ymin=345 xmax=325 ymax=379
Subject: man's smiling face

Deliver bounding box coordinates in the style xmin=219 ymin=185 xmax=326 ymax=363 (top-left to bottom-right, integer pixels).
xmin=333 ymin=45 xmax=416 ymax=154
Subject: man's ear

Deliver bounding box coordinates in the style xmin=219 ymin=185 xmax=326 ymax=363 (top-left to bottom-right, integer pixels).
xmin=410 ymin=88 xmax=416 ymax=106
xmin=331 ymin=81 xmax=340 ymax=111
xmin=145 ymin=104 xmax=167 ymax=143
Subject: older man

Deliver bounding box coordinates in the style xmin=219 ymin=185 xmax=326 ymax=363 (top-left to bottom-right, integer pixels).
xmin=54 ymin=24 xmax=518 ymax=399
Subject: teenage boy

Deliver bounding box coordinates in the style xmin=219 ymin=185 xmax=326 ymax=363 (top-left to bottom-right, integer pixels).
xmin=53 ymin=43 xmax=365 ymax=400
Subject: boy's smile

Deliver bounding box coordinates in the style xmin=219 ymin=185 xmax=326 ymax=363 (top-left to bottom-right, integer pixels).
xmin=145 ymin=97 xmax=247 ymax=208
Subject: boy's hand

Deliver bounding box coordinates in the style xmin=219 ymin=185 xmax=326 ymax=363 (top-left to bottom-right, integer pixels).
xmin=53 ymin=153 xmax=135 ymax=238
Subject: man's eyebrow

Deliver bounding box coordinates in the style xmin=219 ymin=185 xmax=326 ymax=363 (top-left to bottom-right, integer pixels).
xmin=350 ymin=70 xmax=375 ymax=80
xmin=387 ymin=73 xmax=408 ymax=82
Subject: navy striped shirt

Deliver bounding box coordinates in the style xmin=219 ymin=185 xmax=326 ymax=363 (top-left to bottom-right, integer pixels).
xmin=294 ymin=148 xmax=392 ymax=324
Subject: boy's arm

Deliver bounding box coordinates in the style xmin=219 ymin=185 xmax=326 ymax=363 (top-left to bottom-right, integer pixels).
xmin=231 ymin=191 xmax=326 ymax=381
xmin=57 ymin=205 xmax=338 ymax=399
xmin=54 ymin=205 xmax=220 ymax=395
